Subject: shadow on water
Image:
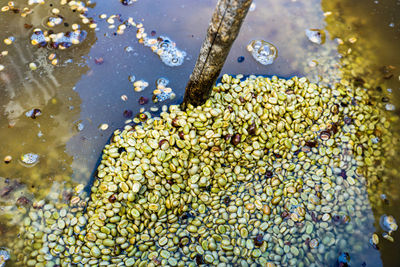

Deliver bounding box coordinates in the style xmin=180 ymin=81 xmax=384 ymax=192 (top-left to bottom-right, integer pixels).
xmin=0 ymin=0 xmax=400 ymax=265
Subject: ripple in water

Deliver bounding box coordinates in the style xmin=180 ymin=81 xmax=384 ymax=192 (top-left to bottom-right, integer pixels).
xmin=247 ymin=40 xmax=277 ymax=65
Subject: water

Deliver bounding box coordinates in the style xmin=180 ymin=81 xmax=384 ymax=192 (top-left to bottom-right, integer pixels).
xmin=0 ymin=0 xmax=400 ymax=265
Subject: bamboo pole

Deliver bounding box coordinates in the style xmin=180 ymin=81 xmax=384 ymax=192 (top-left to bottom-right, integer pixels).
xmin=182 ymin=0 xmax=252 ymax=109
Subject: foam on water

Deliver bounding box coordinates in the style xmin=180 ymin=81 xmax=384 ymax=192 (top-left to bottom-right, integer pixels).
xmin=30 ymin=28 xmax=87 ymax=49
xmin=143 ymin=36 xmax=186 ymax=67
xmin=153 ymin=77 xmax=175 ymax=102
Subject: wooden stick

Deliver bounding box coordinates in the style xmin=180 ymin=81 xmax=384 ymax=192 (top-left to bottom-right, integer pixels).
xmin=182 ymin=0 xmax=252 ymax=109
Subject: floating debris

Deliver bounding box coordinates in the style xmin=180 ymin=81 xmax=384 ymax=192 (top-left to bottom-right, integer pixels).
xmin=75 ymin=121 xmax=84 ymax=132
xmin=99 ymin=123 xmax=109 ymax=131
xmin=138 ymin=96 xmax=149 ymax=105
xmin=0 ymin=249 xmax=9 ymax=267
xmin=337 ymin=252 xmax=351 ymax=267
xmin=143 ymin=36 xmax=186 ymax=66
xmin=124 ymin=46 xmax=133 ymax=52
xmin=0 ymin=65 xmax=4 ymax=71
xmin=123 ymin=110 xmax=133 ymax=118
xmin=20 ymin=153 xmax=39 ymax=167
xmin=51 ymin=8 xmax=60 ymax=15
xmin=28 ymin=0 xmax=44 ymax=4
xmin=153 ymin=77 xmax=175 ymax=102
xmin=305 ymin=28 xmax=326 ymax=44
xmin=30 ymin=29 xmax=47 ymax=47
xmin=150 ymin=106 xmax=159 ymax=112
xmin=31 ymin=28 xmax=88 ymax=49
xmin=249 ymin=2 xmax=256 ymax=11
xmin=128 ymin=75 xmax=136 ymax=83
xmin=382 ymin=232 xmax=394 ymax=242
xmin=46 ymin=16 xmax=63 ymax=27
xmin=3 ymin=37 xmax=15 ymax=45
xmin=247 ymin=40 xmax=278 ymax=65
xmin=94 ymin=57 xmax=104 ymax=65
xmin=16 ymin=196 xmax=31 ymax=206
xmin=133 ymin=80 xmax=149 ymax=92
xmin=25 ymin=108 xmax=42 ymax=119
xmin=29 ymin=62 xmax=37 ymax=70
xmin=120 ymin=94 xmax=128 ymax=101
xmin=3 ymin=155 xmax=12 ymax=164
xmin=380 ymin=214 xmax=398 ymax=232
xmin=121 ymin=0 xmax=137 ymax=6
xmin=370 ymin=233 xmax=379 ymax=247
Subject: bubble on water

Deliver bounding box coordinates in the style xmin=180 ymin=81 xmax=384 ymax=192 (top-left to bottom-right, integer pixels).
xmin=247 ymin=40 xmax=278 ymax=65
xmin=143 ymin=36 xmax=186 ymax=67
xmin=156 ymin=77 xmax=169 ymax=88
xmin=380 ymin=214 xmax=398 ymax=232
xmin=20 ymin=153 xmax=39 ymax=167
xmin=0 ymin=249 xmax=10 ymax=267
xmin=305 ymin=29 xmax=326 ymax=44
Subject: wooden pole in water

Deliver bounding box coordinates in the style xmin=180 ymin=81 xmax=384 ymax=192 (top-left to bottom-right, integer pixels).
xmin=182 ymin=0 xmax=252 ymax=109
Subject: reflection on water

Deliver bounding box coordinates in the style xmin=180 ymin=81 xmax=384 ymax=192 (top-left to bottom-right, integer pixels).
xmin=0 ymin=0 xmax=399 ymax=266
xmin=0 ymin=0 xmax=96 ymax=249
xmin=321 ymin=0 xmax=400 ymax=265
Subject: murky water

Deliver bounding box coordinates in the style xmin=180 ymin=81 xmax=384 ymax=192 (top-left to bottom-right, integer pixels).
xmin=0 ymin=0 xmax=399 ymax=266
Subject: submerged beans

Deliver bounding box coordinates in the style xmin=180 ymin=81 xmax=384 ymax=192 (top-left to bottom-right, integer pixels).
xmin=15 ymin=74 xmax=394 ymax=267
